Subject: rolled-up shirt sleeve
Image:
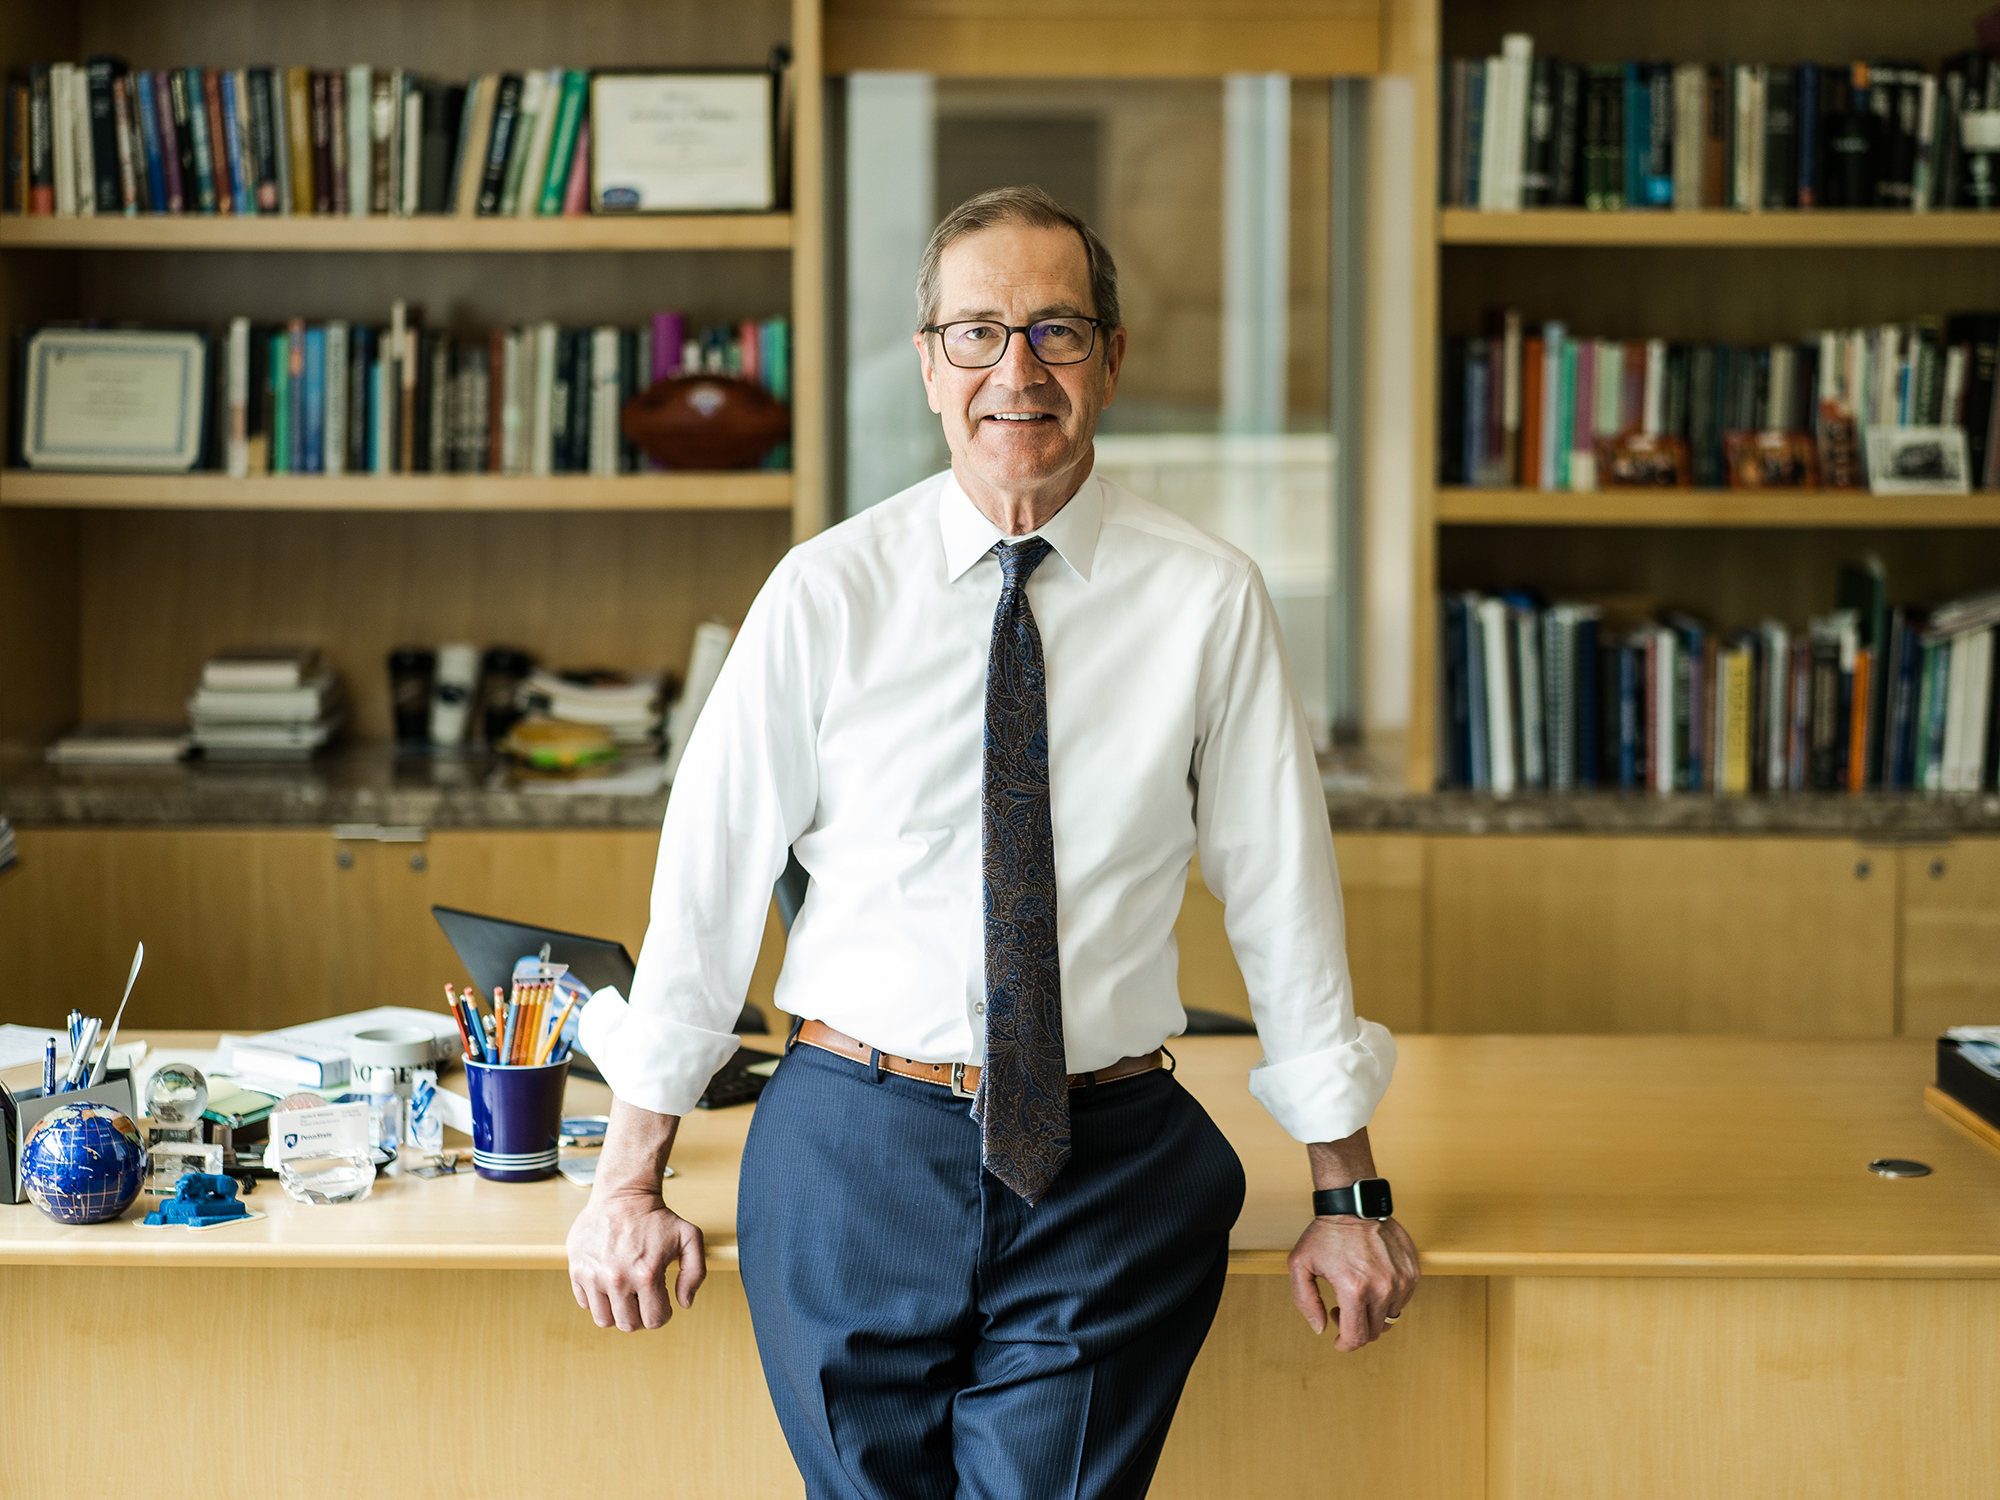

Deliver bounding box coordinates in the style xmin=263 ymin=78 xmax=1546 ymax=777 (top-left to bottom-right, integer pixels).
xmin=1191 ymin=562 xmax=1396 ymax=1144
xmin=580 ymin=557 xmax=824 ymax=1117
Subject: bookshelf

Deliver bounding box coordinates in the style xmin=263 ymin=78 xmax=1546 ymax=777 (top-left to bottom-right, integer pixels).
xmin=1438 ymin=489 xmax=2000 ymax=528
xmin=1395 ymin=0 xmax=2000 ymax=791
xmin=0 ymin=215 xmax=796 ymax=252
xmin=0 ymin=0 xmax=825 ymax=752
xmin=0 ymin=472 xmax=794 ymax=512
xmin=1439 ymin=209 xmax=2000 ymax=249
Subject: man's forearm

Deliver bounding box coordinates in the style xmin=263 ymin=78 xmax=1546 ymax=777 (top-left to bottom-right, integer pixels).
xmin=597 ymin=1097 xmax=682 ymax=1199
xmin=1306 ymin=1126 xmax=1377 ymax=1195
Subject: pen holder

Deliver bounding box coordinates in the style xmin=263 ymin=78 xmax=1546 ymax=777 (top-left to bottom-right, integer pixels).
xmin=464 ymin=1058 xmax=569 ymax=1182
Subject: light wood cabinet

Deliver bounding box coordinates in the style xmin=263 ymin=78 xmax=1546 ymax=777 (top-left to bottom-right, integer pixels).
xmin=1900 ymin=841 xmax=2000 ymax=1037
xmin=0 ymin=827 xmax=340 ymax=1033
xmin=1175 ymin=837 xmax=1426 ymax=1034
xmin=20 ymin=825 xmax=1990 ymax=1046
xmin=0 ymin=825 xmax=793 ymax=1038
xmin=1427 ymin=836 xmax=1898 ymax=1036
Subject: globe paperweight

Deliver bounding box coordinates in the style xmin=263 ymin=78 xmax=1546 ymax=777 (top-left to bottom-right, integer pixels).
xmin=144 ymin=1063 xmax=208 ymax=1128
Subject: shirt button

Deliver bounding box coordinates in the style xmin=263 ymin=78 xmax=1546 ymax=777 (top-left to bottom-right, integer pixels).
xmin=973 ymin=1002 xmax=986 ymax=1015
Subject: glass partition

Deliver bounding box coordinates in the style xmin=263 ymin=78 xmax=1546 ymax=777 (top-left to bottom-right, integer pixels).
xmin=842 ymin=74 xmax=1359 ymax=748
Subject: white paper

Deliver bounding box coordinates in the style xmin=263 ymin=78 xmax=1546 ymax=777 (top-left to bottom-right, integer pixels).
xmin=0 ymin=1024 xmax=64 ymax=1071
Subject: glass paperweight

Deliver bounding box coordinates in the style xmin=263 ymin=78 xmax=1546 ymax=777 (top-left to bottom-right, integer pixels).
xmin=276 ymin=1151 xmax=376 ymax=1206
xmin=144 ymin=1064 xmax=208 ymax=1127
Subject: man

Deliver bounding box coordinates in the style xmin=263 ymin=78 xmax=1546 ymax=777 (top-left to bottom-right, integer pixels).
xmin=568 ymin=185 xmax=1418 ymax=1499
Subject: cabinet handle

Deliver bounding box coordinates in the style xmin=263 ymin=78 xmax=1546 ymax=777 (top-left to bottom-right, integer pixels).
xmin=335 ymin=848 xmax=354 ymax=870
xmin=1930 ymin=858 xmax=1948 ymax=880
xmin=409 ymin=852 xmax=428 ymax=872
xmin=331 ymin=824 xmax=428 ymax=844
xmin=1854 ymin=859 xmax=1872 ymax=880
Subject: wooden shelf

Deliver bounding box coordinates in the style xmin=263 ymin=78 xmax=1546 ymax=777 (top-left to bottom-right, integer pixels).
xmin=0 ymin=471 xmax=793 ymax=512
xmin=1437 ymin=488 xmax=2000 ymax=528
xmin=0 ymin=214 xmax=793 ymax=253
xmin=1438 ymin=208 xmax=2000 ymax=249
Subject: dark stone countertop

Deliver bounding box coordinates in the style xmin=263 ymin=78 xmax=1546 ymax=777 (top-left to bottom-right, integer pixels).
xmin=4 ymin=745 xmax=1999 ymax=839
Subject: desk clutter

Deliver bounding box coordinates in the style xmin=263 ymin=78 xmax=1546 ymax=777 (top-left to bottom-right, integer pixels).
xmin=39 ymin=616 xmax=736 ymax=779
xmin=0 ymin=1002 xmax=475 ymax=1222
xmin=1438 ymin=563 xmax=2000 ymax=795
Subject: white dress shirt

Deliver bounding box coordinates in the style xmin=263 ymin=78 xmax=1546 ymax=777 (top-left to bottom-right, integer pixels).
xmin=581 ymin=470 xmax=1396 ymax=1143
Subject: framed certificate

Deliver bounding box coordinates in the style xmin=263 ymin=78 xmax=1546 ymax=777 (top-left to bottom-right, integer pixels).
xmin=22 ymin=328 xmax=208 ymax=471
xmin=590 ymin=71 xmax=775 ymax=213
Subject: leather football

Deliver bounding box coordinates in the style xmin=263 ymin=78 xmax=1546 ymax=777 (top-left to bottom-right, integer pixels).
xmin=620 ymin=376 xmax=793 ymax=470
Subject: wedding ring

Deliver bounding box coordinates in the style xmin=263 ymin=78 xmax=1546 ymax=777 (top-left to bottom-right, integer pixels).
xmin=1385 ymin=1313 xmax=1401 ymax=1323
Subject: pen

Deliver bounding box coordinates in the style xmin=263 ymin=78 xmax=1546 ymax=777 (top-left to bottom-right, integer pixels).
xmin=43 ymin=1035 xmax=55 ymax=1096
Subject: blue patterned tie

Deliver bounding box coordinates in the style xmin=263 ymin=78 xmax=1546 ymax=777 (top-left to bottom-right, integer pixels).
xmin=975 ymin=537 xmax=1069 ymax=1205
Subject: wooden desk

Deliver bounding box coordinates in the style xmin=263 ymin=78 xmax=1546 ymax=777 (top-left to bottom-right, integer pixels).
xmin=4 ymin=1036 xmax=1997 ymax=1499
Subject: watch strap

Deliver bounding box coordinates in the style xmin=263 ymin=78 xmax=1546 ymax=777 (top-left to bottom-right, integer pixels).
xmin=1313 ymin=1178 xmax=1393 ymax=1220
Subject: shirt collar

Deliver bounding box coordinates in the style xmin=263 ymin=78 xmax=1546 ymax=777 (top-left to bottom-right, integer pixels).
xmin=938 ymin=470 xmax=1102 ymax=584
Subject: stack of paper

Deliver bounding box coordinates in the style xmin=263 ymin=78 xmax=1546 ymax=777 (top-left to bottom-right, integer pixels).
xmin=520 ymin=668 xmax=665 ymax=748
xmin=189 ymin=647 xmax=346 ymax=760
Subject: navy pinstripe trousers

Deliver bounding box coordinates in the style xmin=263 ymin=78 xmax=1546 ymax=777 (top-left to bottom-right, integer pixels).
xmin=737 ymin=1041 xmax=1247 ymax=1500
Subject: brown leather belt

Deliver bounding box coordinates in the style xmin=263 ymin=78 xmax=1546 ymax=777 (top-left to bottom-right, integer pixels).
xmin=794 ymin=1019 xmax=1164 ymax=1099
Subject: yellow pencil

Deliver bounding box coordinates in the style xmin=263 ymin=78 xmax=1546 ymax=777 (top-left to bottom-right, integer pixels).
xmin=540 ymin=990 xmax=582 ymax=1065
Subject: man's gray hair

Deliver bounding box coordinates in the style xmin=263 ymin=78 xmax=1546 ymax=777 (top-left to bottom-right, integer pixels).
xmin=915 ymin=185 xmax=1122 ymax=337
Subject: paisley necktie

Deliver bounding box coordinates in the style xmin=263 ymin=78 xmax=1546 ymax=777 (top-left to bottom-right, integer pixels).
xmin=974 ymin=537 xmax=1069 ymax=1205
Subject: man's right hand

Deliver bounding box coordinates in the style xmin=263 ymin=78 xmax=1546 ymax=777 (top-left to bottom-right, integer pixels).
xmin=565 ymin=1098 xmax=705 ymax=1331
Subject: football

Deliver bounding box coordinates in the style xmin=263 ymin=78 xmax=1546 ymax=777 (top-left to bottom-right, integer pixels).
xmin=620 ymin=375 xmax=792 ymax=470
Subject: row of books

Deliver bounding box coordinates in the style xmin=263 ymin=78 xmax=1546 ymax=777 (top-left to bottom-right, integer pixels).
xmin=8 ymin=307 xmax=791 ymax=477
xmin=219 ymin=306 xmax=790 ymax=478
xmin=1440 ymin=313 xmax=2000 ymax=491
xmin=9 ymin=60 xmax=613 ymax=219
xmin=1444 ymin=36 xmax=2000 ymax=212
xmin=1438 ymin=564 xmax=2000 ymax=796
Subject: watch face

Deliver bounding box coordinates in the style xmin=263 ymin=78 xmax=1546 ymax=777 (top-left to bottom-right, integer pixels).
xmin=1355 ymin=1179 xmax=1393 ymax=1219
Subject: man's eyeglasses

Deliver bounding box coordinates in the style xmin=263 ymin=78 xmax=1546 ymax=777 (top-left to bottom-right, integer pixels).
xmin=921 ymin=317 xmax=1109 ymax=370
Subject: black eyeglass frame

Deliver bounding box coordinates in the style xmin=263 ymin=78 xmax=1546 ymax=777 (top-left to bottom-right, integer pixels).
xmin=919 ymin=317 xmax=1113 ymax=369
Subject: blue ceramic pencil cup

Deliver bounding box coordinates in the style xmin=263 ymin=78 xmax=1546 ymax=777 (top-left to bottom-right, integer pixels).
xmin=464 ymin=1058 xmax=570 ymax=1182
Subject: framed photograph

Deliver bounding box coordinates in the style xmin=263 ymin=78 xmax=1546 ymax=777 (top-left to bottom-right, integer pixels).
xmin=1866 ymin=426 xmax=1972 ymax=494
xmin=590 ymin=71 xmax=775 ymax=213
xmin=22 ymin=327 xmax=208 ymax=472
xmin=1723 ymin=430 xmax=1820 ymax=489
xmin=1593 ymin=432 xmax=1691 ymax=487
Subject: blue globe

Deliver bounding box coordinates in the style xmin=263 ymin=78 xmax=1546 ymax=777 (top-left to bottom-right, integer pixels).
xmin=22 ymin=1101 xmax=148 ymax=1225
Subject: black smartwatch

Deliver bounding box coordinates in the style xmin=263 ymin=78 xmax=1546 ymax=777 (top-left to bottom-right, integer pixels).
xmin=1313 ymin=1178 xmax=1393 ymax=1220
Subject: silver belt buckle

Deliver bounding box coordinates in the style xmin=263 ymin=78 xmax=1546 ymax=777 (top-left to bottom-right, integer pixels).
xmin=950 ymin=1062 xmax=974 ymax=1099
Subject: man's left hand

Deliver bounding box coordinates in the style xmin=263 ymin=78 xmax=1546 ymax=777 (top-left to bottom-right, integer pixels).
xmin=1287 ymin=1214 xmax=1421 ymax=1350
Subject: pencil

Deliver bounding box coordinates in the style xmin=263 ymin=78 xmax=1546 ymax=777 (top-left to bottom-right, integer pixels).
xmin=444 ymin=985 xmax=475 ymax=1061
xmin=540 ymin=989 xmax=582 ymax=1066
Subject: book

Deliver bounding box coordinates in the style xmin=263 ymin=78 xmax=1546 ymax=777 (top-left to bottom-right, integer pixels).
xmin=537 ymin=70 xmax=588 ymax=216
xmin=475 ymin=72 xmax=522 ymax=215
xmin=202 ymin=647 xmax=324 ymax=690
xmin=497 ymin=68 xmax=548 ymax=215
xmin=284 ymin=65 xmax=313 ymax=213
xmin=451 ymin=73 xmax=498 ymax=216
